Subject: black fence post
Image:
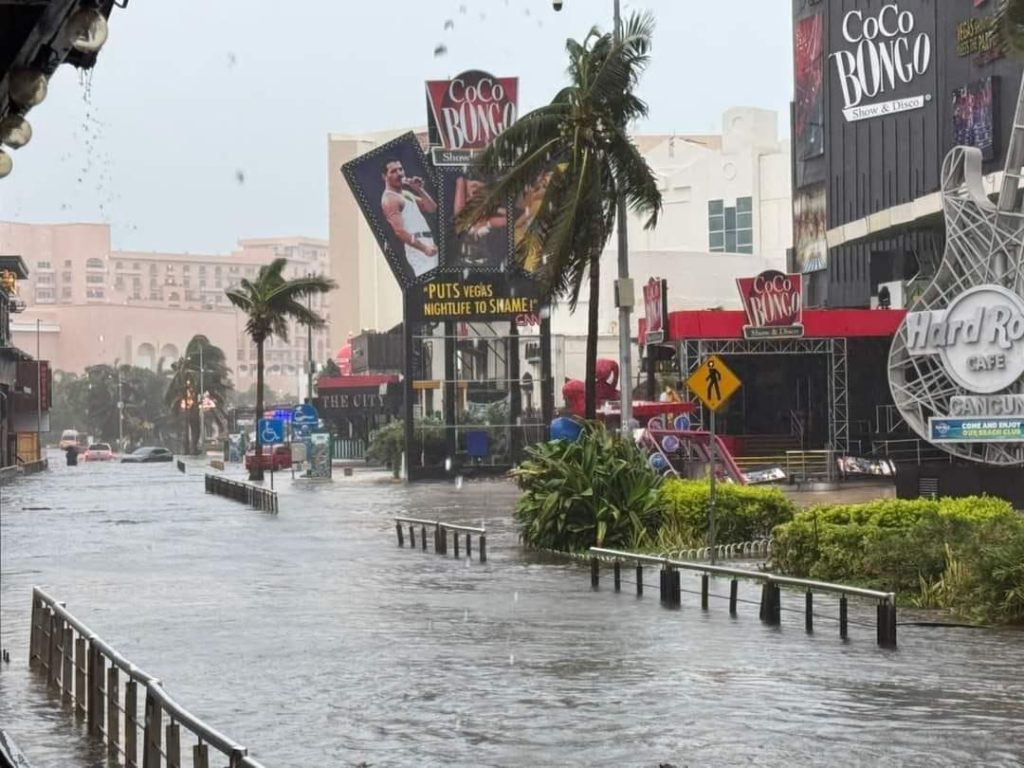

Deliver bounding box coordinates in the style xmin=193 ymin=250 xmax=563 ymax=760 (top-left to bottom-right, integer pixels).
xmin=759 ymin=583 xmax=769 ymax=622
xmin=888 ymin=601 xmax=898 ymax=648
xmin=590 ymin=557 xmax=600 ymax=589
xmin=409 ymin=526 xmax=416 ymax=549
xmin=479 ymin=534 xmax=487 ymax=563
xmin=671 ymin=569 xmax=681 ymax=607
xmin=613 ymin=560 xmax=621 ymax=592
xmin=805 ymin=591 xmax=814 ymax=634
xmin=636 ymin=564 xmax=643 ymax=597
xmin=729 ymin=579 xmax=738 ymax=616
xmin=453 ymin=531 xmax=460 ymax=558
xmin=701 ymin=573 xmax=709 ymax=610
xmin=396 ymin=523 xmax=404 ymax=547
xmin=466 ymin=533 xmax=472 ymax=558
xmin=659 ymin=568 xmax=668 ymax=604
xmin=421 ymin=525 xmax=427 ymax=551
xmin=839 ymin=595 xmax=849 ymax=640
xmin=770 ymin=584 xmax=781 ymax=625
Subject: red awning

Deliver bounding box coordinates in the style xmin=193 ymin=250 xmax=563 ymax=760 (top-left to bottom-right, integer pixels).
xmin=316 ymin=374 xmax=399 ymax=389
xmin=641 ymin=308 xmax=907 ymax=342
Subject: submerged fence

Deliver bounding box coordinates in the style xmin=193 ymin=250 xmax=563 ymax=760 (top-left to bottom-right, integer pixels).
xmin=588 ymin=547 xmax=898 ymax=649
xmin=29 ymin=587 xmax=268 ymax=767
xmin=205 ymin=474 xmax=278 ymax=513
xmin=394 ymin=516 xmax=487 ymax=562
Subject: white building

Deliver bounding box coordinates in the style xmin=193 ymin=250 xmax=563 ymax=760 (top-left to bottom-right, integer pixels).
xmin=326 ymin=107 xmax=791 ymax=387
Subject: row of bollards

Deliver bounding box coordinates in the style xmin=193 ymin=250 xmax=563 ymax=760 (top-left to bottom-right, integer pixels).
xmin=589 ymin=556 xmax=897 ymax=648
xmin=395 ymin=517 xmax=486 ymax=562
xmin=205 ymin=474 xmax=279 ymax=513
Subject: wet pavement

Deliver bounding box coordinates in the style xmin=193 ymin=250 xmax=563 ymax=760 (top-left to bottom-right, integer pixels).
xmin=2 ymin=454 xmax=1024 ymax=767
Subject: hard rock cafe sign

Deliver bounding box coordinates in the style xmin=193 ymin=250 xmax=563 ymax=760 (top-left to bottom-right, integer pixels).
xmin=736 ymin=270 xmax=804 ymax=339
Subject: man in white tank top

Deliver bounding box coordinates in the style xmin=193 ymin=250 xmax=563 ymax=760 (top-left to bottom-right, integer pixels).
xmin=380 ymin=158 xmax=438 ymax=277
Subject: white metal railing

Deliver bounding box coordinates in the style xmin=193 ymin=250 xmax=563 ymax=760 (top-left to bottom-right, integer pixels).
xmin=29 ymin=587 xmax=268 ymax=768
xmin=394 ymin=516 xmax=487 ymax=561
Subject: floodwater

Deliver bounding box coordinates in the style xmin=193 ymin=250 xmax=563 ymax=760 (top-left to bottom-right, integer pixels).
xmin=2 ymin=454 xmax=1024 ymax=767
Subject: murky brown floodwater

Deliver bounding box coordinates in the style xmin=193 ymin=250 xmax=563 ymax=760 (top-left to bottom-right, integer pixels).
xmin=2 ymin=453 xmax=1024 ymax=767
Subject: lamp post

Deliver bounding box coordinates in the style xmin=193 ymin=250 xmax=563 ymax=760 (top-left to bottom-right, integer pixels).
xmin=36 ymin=319 xmax=41 ymax=461
xmin=306 ymin=272 xmax=314 ymax=404
xmin=198 ymin=343 xmax=205 ymax=453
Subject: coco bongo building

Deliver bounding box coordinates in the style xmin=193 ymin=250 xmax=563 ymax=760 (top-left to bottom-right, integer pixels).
xmin=643 ymin=1 xmax=1024 ymax=502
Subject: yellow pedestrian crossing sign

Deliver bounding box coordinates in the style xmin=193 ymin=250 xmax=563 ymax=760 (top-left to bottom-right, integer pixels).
xmin=687 ymin=355 xmax=741 ymax=412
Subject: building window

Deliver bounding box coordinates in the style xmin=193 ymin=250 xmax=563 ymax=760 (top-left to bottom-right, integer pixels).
xmin=36 ymin=289 xmax=55 ymax=303
xmin=86 ymin=258 xmax=104 ymax=269
xmin=708 ymin=197 xmax=754 ymax=254
xmin=183 ymin=265 xmax=190 ymax=273
xmin=114 ymin=277 xmax=125 ymax=289
xmin=37 ymin=274 xmax=54 ymax=285
xmin=116 ymin=261 xmax=123 ymax=269
xmin=150 ymin=264 xmax=157 ymax=274
xmin=62 ymin=271 xmax=71 ymax=282
xmin=36 ymin=260 xmax=52 ymax=270
xmin=64 ymin=260 xmax=71 ymax=268
xmin=169 ymin=292 xmax=180 ymax=303
xmin=86 ymin=274 xmax=105 ymax=284
xmin=86 ymin=288 xmax=104 ymax=300
xmin=61 ymin=287 xmax=72 ymax=300
xmin=133 ymin=262 xmax=140 ymax=270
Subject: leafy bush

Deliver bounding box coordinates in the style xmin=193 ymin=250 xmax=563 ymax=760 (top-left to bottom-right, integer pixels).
xmin=772 ymin=495 xmax=1024 ymax=624
xmin=366 ymin=418 xmax=447 ymax=477
xmin=512 ymin=422 xmax=662 ymax=552
xmin=656 ymin=479 xmax=796 ymax=551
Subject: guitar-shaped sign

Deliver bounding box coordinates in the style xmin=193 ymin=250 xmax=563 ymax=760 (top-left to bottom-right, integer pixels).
xmin=888 ymin=78 xmax=1024 ymax=465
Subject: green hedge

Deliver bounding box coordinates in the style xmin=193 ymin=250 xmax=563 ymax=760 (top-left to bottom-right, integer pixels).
xmin=771 ymin=496 xmax=1024 ymax=624
xmin=656 ymin=479 xmax=796 ymax=551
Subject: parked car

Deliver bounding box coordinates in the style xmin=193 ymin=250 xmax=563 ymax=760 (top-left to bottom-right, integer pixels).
xmin=245 ymin=443 xmax=292 ymax=472
xmin=121 ymin=447 xmax=174 ymax=464
xmin=82 ymin=443 xmax=115 ymax=462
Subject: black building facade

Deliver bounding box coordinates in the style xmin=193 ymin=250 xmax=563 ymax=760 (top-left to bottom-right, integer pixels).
xmin=792 ymin=0 xmax=1024 ymax=307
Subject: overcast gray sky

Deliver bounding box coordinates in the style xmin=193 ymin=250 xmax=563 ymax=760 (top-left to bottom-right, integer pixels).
xmin=0 ymin=0 xmax=793 ymax=254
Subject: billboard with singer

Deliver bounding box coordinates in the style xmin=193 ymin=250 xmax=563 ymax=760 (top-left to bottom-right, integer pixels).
xmin=341 ymin=132 xmax=440 ymax=289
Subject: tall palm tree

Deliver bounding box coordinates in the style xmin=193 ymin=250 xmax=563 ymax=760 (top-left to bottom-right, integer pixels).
xmin=225 ymin=258 xmax=336 ymax=479
xmin=457 ymin=12 xmax=661 ymax=420
xmin=165 ymin=335 xmax=233 ymax=455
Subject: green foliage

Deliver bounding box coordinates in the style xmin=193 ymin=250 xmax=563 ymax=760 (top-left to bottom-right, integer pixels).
xmin=655 ymin=479 xmax=795 ymax=551
xmin=165 ymin=335 xmax=234 ymax=455
xmin=772 ymin=496 xmax=1024 ymax=624
xmin=366 ymin=418 xmax=447 ymax=478
xmin=511 ymin=422 xmax=662 ymax=552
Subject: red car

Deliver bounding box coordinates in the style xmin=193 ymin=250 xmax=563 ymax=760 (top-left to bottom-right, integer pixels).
xmin=244 ymin=444 xmax=292 ymax=472
xmin=82 ymin=443 xmax=115 ymax=462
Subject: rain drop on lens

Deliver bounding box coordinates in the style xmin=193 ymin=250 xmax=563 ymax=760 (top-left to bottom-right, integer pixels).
xmin=455 ymin=475 xmax=464 ymax=490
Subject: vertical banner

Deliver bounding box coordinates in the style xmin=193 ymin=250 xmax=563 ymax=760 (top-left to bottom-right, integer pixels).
xmin=793 ymin=183 xmax=827 ymax=273
xmin=952 ymin=76 xmax=997 ymax=161
xmin=794 ymin=14 xmax=824 ymax=160
xmin=642 ymin=278 xmax=667 ymax=345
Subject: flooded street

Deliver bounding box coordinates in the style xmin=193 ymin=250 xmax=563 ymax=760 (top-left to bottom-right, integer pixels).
xmin=3 ymin=457 xmax=1024 ymax=767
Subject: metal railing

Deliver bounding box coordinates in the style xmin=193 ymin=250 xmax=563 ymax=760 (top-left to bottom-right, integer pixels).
xmin=587 ymin=547 xmax=897 ymax=648
xmin=785 ymin=450 xmax=837 ymax=482
xmin=658 ymin=538 xmax=772 ymax=562
xmin=29 ymin=587 xmax=268 ymax=768
xmin=332 ymin=438 xmax=366 ymax=461
xmin=394 ymin=516 xmax=487 ymax=562
xmin=205 ymin=474 xmax=278 ymax=513
xmin=870 ymin=438 xmax=952 ymax=466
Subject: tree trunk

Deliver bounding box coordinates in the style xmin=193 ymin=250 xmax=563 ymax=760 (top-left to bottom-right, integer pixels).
xmin=585 ymin=253 xmax=600 ymax=421
xmin=251 ymin=339 xmax=265 ymax=481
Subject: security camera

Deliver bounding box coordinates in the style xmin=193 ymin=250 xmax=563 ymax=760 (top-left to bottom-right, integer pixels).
xmin=552 ymin=0 xmax=563 ymax=10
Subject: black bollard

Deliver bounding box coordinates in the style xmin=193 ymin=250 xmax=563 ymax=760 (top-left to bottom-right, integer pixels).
xmin=701 ymin=573 xmax=709 ymax=610
xmin=876 ymin=602 xmax=887 ymax=647
xmin=409 ymin=525 xmax=416 ymax=549
xmin=660 ymin=568 xmax=668 ymax=603
xmin=466 ymin=533 xmax=472 ymax=558
xmin=729 ymin=579 xmax=738 ymax=616
xmin=887 ymin=601 xmax=898 ymax=648
xmin=770 ymin=584 xmax=782 ymax=626
xmin=759 ymin=583 xmax=769 ymax=622
xmin=839 ymin=595 xmax=849 ymax=640
xmin=453 ymin=531 xmax=460 ymax=558
xmin=421 ymin=525 xmax=427 ymax=551
xmin=479 ymin=534 xmax=487 ymax=563
xmin=636 ymin=564 xmax=644 ymax=597
xmin=613 ymin=560 xmax=621 ymax=592
xmin=671 ymin=569 xmax=681 ymax=607
xmin=396 ymin=523 xmax=404 ymax=547
xmin=805 ymin=591 xmax=814 ymax=634
xmin=590 ymin=557 xmax=600 ymax=589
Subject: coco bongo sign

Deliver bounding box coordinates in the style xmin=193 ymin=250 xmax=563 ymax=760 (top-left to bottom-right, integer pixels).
xmin=736 ymin=270 xmax=804 ymax=339
xmin=427 ymin=70 xmax=518 ymax=164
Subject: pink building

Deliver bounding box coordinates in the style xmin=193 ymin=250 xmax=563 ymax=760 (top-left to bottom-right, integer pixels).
xmin=0 ymin=222 xmax=330 ymax=399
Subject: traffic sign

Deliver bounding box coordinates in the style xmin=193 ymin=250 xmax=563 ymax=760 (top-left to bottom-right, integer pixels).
xmin=686 ymin=355 xmax=741 ymax=412
xmin=293 ymin=403 xmax=319 ymax=426
xmin=258 ymin=418 xmax=285 ymax=444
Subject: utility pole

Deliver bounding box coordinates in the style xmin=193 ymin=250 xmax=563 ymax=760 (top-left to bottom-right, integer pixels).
xmin=198 ymin=343 xmax=205 ymax=453
xmin=306 ymin=272 xmax=314 ymax=403
xmin=117 ymin=368 xmax=123 ymax=452
xmin=612 ymin=0 xmax=634 ymax=437
xmin=35 ymin=319 xmax=41 ymax=461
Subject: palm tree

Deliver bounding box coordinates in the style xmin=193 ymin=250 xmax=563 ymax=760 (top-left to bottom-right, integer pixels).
xmin=165 ymin=335 xmax=233 ymax=455
xmin=225 ymin=258 xmax=336 ymax=479
xmin=998 ymin=2 xmax=1024 ymax=55
xmin=457 ymin=12 xmax=661 ymax=420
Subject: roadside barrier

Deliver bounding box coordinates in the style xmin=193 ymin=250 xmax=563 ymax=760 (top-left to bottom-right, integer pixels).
xmin=587 ymin=547 xmax=898 ymax=649
xmin=205 ymin=474 xmax=278 ymax=513
xmin=29 ymin=586 xmax=268 ymax=768
xmin=394 ymin=516 xmax=487 ymax=562
xmin=659 ymin=538 xmax=772 ymax=562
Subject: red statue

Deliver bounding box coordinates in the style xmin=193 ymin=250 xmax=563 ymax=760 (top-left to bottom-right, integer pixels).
xmin=562 ymin=358 xmax=620 ymax=417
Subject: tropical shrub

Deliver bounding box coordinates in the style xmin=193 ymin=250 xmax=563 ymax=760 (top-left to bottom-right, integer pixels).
xmin=366 ymin=418 xmax=447 ymax=477
xmin=655 ymin=479 xmax=796 ymax=552
xmin=512 ymin=422 xmax=662 ymax=552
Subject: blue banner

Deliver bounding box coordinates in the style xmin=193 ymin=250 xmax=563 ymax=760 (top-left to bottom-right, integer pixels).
xmin=929 ymin=418 xmax=1024 ymax=443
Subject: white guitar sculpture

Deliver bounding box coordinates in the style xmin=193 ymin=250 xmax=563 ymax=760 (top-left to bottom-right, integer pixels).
xmin=888 ymin=78 xmax=1024 ymax=466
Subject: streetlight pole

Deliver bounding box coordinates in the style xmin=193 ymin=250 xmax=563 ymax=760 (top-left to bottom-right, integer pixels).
xmin=306 ymin=272 xmax=314 ymax=404
xmin=35 ymin=319 xmax=41 ymax=461
xmin=198 ymin=343 xmax=205 ymax=453
xmin=117 ymin=368 xmax=123 ymax=452
xmin=611 ymin=0 xmax=634 ymax=437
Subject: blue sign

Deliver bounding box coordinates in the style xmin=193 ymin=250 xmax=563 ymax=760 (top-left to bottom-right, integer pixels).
xmin=293 ymin=403 xmax=319 ymax=426
xmin=258 ymin=418 xmax=286 ymax=444
xmin=929 ymin=417 xmax=1024 ymax=443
